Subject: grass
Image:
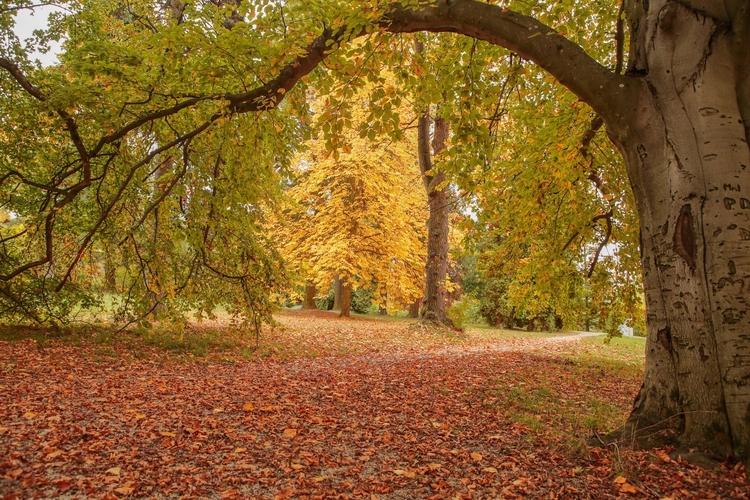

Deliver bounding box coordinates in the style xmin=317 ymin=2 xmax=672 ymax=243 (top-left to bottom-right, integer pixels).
xmin=481 ymin=334 xmax=646 ymax=456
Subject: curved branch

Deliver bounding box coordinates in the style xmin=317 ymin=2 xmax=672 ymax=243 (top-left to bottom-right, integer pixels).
xmin=384 ymin=0 xmax=633 ymax=128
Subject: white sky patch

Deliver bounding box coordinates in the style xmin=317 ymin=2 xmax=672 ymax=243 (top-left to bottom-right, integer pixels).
xmin=12 ymin=5 xmax=65 ymax=66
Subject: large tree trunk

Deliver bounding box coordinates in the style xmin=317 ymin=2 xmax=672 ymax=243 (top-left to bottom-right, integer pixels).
xmin=418 ymin=111 xmax=453 ymax=326
xmin=303 ymin=283 xmax=317 ymax=309
xmin=339 ymin=281 xmax=352 ymax=318
xmin=604 ymin=0 xmax=750 ymax=460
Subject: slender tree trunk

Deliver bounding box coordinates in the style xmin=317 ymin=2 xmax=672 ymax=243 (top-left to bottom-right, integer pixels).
xmin=333 ymin=276 xmax=342 ymax=311
xmin=339 ymin=281 xmax=352 ymax=318
xmin=303 ymin=284 xmax=317 ymax=309
xmin=418 ymin=110 xmax=453 ymax=326
xmin=103 ymin=251 xmax=117 ymax=292
xmin=407 ymin=298 xmax=421 ymax=318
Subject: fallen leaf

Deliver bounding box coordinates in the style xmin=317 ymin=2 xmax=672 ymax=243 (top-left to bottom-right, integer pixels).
xmin=134 ymin=414 xmax=146 ymax=420
xmin=483 ymin=467 xmax=498 ymax=473
xmin=0 ymin=427 xmax=8 ymax=435
xmin=159 ymin=431 xmax=175 ymax=437
xmin=283 ymin=428 xmax=297 ymax=438
xmin=213 ymin=408 xmax=224 ymax=414
xmin=291 ymin=463 xmax=304 ymax=470
xmin=115 ymin=484 xmax=135 ymax=495
xmin=427 ymin=463 xmax=442 ymax=470
xmin=45 ymin=450 xmax=63 ymax=460
xmin=620 ymin=482 xmax=638 ymax=494
xmin=106 ymin=467 xmax=121 ymax=476
xmin=234 ymin=447 xmax=246 ymax=453
xmin=614 ymin=476 xmax=627 ymax=484
xmin=243 ymin=402 xmax=254 ymax=411
xmin=22 ymin=412 xmax=35 ymax=419
xmin=470 ymin=452 xmax=483 ymax=461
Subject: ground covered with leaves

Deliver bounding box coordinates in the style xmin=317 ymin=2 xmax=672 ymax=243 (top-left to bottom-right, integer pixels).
xmin=1 ymin=311 xmax=747 ymax=499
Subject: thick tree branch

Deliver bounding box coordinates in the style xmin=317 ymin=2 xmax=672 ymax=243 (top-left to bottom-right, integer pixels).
xmin=384 ymin=0 xmax=632 ymax=127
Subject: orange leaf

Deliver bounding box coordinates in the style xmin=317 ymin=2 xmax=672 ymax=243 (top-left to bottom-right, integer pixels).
xmin=283 ymin=428 xmax=297 ymax=438
xmin=243 ymin=402 xmax=254 ymax=411
xmin=620 ymin=482 xmax=637 ymax=494
xmin=470 ymin=452 xmax=483 ymax=461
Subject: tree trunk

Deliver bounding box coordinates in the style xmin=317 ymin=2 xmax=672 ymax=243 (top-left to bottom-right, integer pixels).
xmin=339 ymin=281 xmax=352 ymax=318
xmin=418 ymin=110 xmax=453 ymax=326
xmin=303 ymin=284 xmax=317 ymax=309
xmin=333 ymin=276 xmax=342 ymax=311
xmin=407 ymin=298 xmax=421 ymax=318
xmin=603 ymin=0 xmax=750 ymax=459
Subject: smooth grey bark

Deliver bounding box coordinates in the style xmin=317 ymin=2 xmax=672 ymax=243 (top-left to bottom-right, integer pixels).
xmin=417 ymin=111 xmax=453 ymax=326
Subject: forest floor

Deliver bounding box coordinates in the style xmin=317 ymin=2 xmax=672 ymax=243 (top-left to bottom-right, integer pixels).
xmin=0 ymin=310 xmax=747 ymax=499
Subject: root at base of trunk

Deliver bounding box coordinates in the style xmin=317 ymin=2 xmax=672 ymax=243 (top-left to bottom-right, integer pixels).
xmin=589 ymin=413 xmax=739 ymax=470
xmin=411 ymin=315 xmax=462 ymax=334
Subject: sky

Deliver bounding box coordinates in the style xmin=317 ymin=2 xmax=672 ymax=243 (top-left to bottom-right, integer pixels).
xmin=12 ymin=5 xmax=64 ymax=66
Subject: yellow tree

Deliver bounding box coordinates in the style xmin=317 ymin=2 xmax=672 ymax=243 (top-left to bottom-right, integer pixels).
xmin=278 ymin=85 xmax=427 ymax=317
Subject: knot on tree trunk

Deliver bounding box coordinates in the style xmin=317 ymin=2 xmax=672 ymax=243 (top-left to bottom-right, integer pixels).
xmin=658 ymin=2 xmax=680 ymax=34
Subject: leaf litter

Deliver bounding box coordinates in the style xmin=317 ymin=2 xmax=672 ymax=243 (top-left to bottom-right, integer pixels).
xmin=0 ymin=311 xmax=747 ymax=499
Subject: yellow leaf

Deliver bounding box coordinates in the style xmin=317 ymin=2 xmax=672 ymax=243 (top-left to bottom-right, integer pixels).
xmin=106 ymin=467 xmax=121 ymax=476
xmin=234 ymin=448 xmax=246 ymax=453
xmin=312 ymin=476 xmax=326 ymax=482
xmin=614 ymin=476 xmax=627 ymax=484
xmin=243 ymin=402 xmax=254 ymax=411
xmin=135 ymin=414 xmax=146 ymax=420
xmin=22 ymin=412 xmax=35 ymax=419
xmin=159 ymin=431 xmax=175 ymax=437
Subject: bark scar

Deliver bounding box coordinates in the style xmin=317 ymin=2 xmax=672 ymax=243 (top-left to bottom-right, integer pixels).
xmin=658 ymin=326 xmax=673 ymax=353
xmin=673 ymin=204 xmax=696 ymax=270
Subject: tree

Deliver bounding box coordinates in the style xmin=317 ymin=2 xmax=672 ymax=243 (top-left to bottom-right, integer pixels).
xmin=384 ymin=0 xmax=750 ymax=462
xmin=2 ymin=0 xmax=749 ymax=460
xmin=275 ymin=84 xmax=427 ymax=317
xmin=417 ymin=108 xmax=454 ymax=325
xmin=462 ymin=55 xmax=644 ymax=335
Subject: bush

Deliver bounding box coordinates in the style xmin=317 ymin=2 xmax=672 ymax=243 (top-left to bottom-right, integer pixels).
xmin=447 ymin=297 xmax=483 ymax=329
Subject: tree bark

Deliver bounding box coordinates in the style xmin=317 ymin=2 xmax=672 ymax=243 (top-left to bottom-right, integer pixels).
xmin=407 ymin=298 xmax=421 ymax=318
xmin=418 ymin=110 xmax=453 ymax=326
xmin=339 ymin=281 xmax=352 ymax=318
xmin=303 ymin=283 xmax=317 ymax=309
xmin=333 ymin=275 xmax=342 ymax=311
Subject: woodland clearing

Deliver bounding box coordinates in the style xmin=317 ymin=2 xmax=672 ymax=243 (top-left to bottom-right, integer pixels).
xmin=0 ymin=311 xmax=747 ymax=499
